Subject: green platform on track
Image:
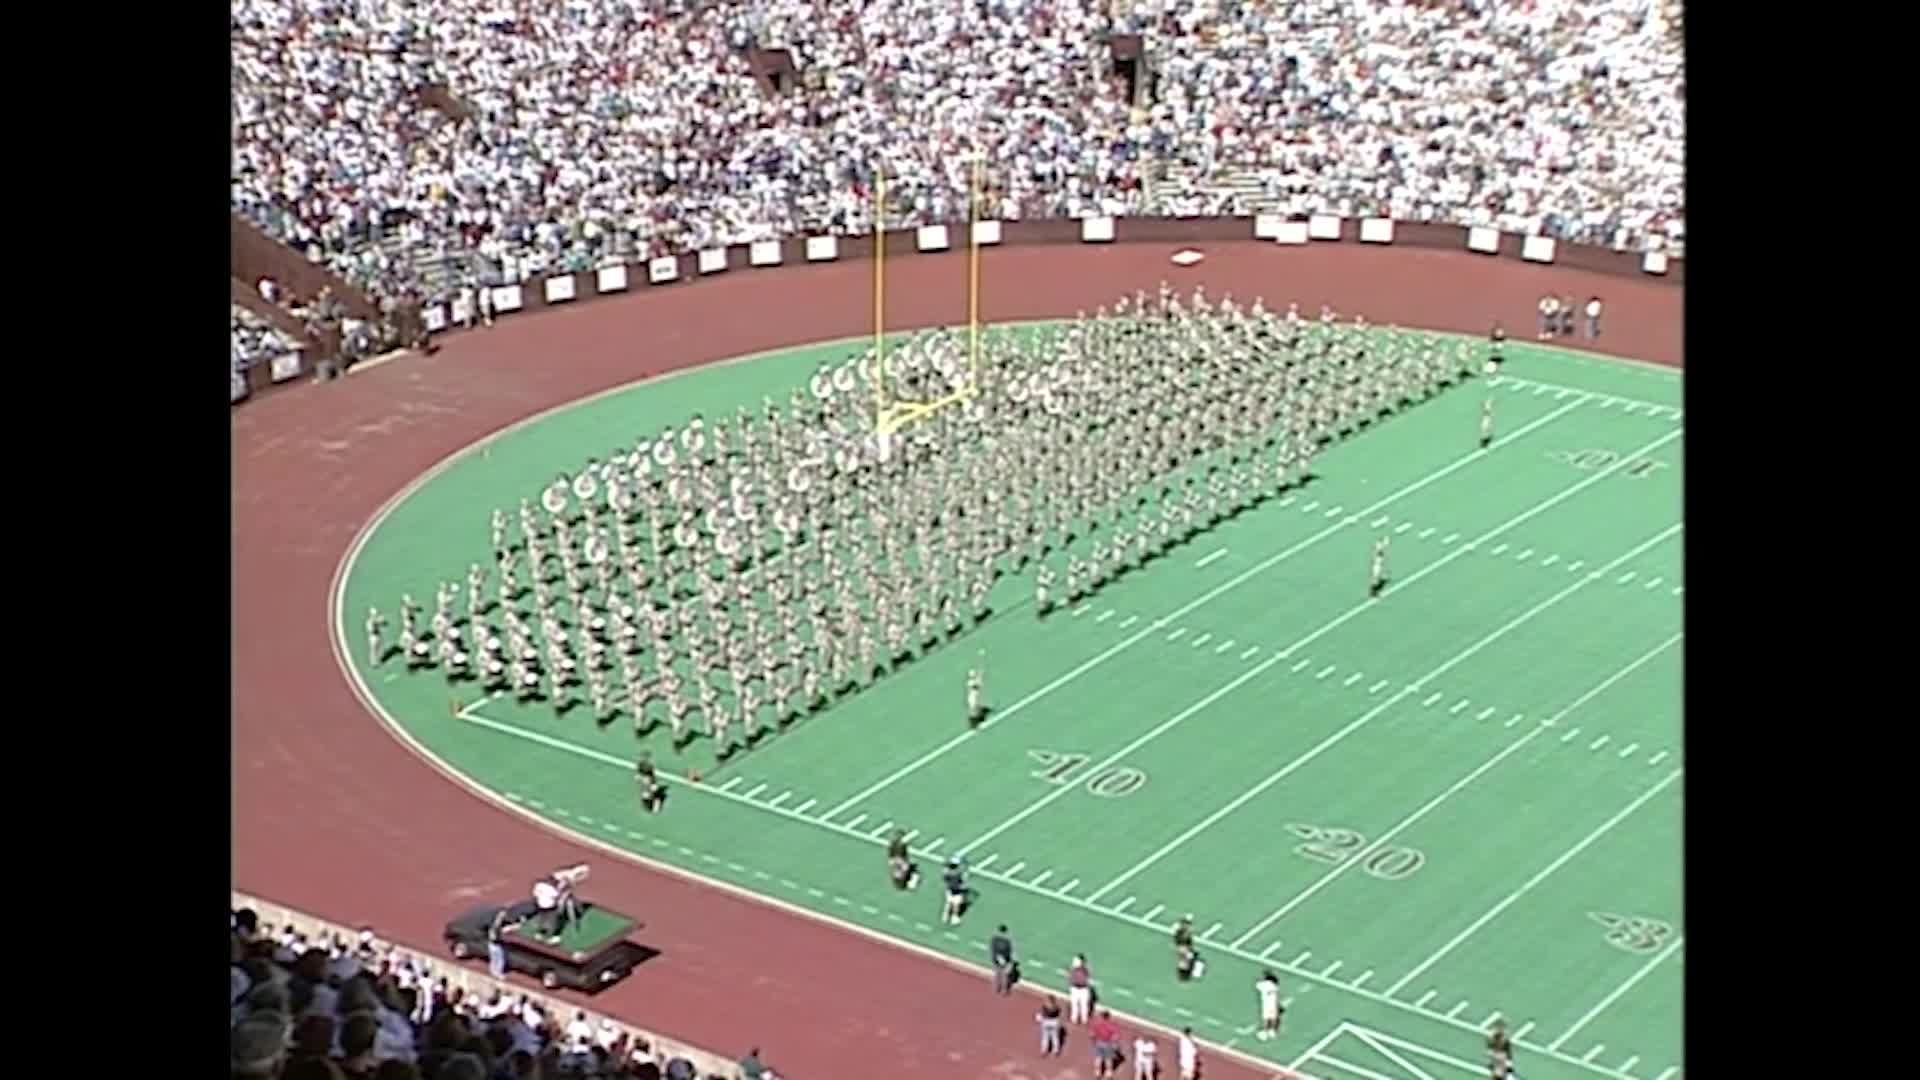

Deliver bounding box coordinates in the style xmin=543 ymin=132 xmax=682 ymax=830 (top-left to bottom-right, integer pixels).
xmin=339 ymin=325 xmax=1684 ymax=1080
xmin=508 ymin=905 xmax=636 ymax=959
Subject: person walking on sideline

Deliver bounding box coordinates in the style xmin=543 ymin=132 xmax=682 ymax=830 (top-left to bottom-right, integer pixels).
xmin=1178 ymin=1027 xmax=1201 ymax=1080
xmin=1585 ymin=296 xmax=1604 ymax=340
xmin=1036 ymin=996 xmax=1064 ymax=1056
xmin=989 ymin=924 xmax=1015 ymax=995
xmin=1133 ymin=1032 xmax=1159 ymax=1079
xmin=1067 ymin=954 xmax=1094 ymax=1023
xmin=1090 ymin=1010 xmax=1122 ymax=1078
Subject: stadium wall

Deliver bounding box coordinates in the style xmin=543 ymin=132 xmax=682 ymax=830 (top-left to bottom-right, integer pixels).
xmin=232 ymin=217 xmax=1682 ymax=405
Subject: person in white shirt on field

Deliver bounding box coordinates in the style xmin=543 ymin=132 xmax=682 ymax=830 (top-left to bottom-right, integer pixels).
xmin=1133 ymin=1034 xmax=1158 ymax=1079
xmin=1178 ymin=1027 xmax=1200 ymax=1080
xmin=1255 ymin=970 xmax=1284 ymax=1040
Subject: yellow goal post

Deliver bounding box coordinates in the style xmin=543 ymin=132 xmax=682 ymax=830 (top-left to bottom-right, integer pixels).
xmin=874 ymin=153 xmax=989 ymax=440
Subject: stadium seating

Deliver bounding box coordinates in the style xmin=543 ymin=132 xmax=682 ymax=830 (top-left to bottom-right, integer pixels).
xmin=229 ymin=0 xmax=1684 ymax=309
xmin=230 ymin=894 xmax=742 ymax=1080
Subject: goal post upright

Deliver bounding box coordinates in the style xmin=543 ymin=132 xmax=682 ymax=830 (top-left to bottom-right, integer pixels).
xmin=873 ymin=168 xmax=888 ymax=436
xmin=968 ymin=150 xmax=983 ymax=397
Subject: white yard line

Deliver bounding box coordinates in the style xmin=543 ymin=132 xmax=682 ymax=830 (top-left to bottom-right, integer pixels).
xmin=1385 ymin=769 xmax=1682 ymax=996
xmin=815 ymin=398 xmax=1594 ymax=821
xmin=1228 ymin=631 xmax=1682 ymax=948
xmin=1196 ymin=549 xmax=1229 ymax=568
xmin=1548 ymin=935 xmax=1685 ymax=1051
xmin=1081 ymin=520 xmax=1680 ymax=902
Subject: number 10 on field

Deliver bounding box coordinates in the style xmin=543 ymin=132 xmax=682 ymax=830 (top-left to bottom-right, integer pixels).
xmin=1028 ymin=749 xmax=1147 ymax=798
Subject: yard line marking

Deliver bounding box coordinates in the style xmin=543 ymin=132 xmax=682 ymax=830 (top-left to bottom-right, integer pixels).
xmin=1325 ymin=506 xmax=1344 ymax=518
xmin=1450 ymin=698 xmax=1470 ymax=715
xmin=1292 ymin=658 xmax=1313 ymax=673
xmin=1654 ymin=1069 xmax=1676 ymax=1080
xmin=720 ymin=777 xmax=743 ymax=793
xmin=793 ymin=798 xmax=817 ymax=814
xmin=1394 ymin=521 xmax=1412 ymax=534
xmin=1192 ymin=633 xmax=1213 ymax=648
xmin=1074 ymin=605 xmax=1092 ymax=617
xmin=1672 ymin=586 xmax=1683 ymax=596
xmin=1215 ymin=639 xmax=1236 ymax=654
xmin=1353 ymin=970 xmax=1374 ymax=987
xmin=1645 ymin=577 xmax=1662 ymax=589
xmin=1197 ymin=549 xmax=1229 ymax=569
xmin=1620 ymin=1057 xmax=1640 ymax=1074
xmin=1118 ymin=614 xmax=1140 ymax=629
xmin=1541 ymin=553 xmax=1559 ymax=567
xmin=1030 ymin=870 xmax=1054 ymax=887
xmin=1533 ymin=383 xmax=1550 ymax=396
xmin=873 ymin=820 xmax=894 ymax=836
xmin=745 ymin=783 xmax=768 ymax=799
xmin=901 ymin=829 xmax=920 ymax=842
xmin=1321 ymin=960 xmax=1343 ymax=977
xmin=1116 ymin=897 xmax=1136 ymax=913
xmin=1316 ymin=665 xmax=1338 ymax=680
xmin=1514 ymin=1022 xmax=1537 ymax=1040
xmin=1240 ymin=647 xmax=1261 ymax=660
xmin=1618 ymin=742 xmax=1640 ymax=758
xmin=1568 ymin=560 xmax=1585 ymax=572
xmin=1168 ymin=627 xmax=1187 ymax=642
xmin=1516 ymin=548 xmax=1534 ymax=561
xmin=1416 ymin=990 xmax=1438 ymax=1007
xmin=1440 ymin=532 xmax=1460 ymax=544
xmin=1386 ymin=768 xmax=1682 ymax=995
xmin=1583 ymin=1046 xmax=1605 ymax=1063
xmin=1203 ymin=921 xmax=1224 ymax=939
xmin=1279 ymin=495 xmax=1297 ymax=507
xmin=1368 ymin=680 xmax=1389 ymax=694
xmin=1649 ymin=750 xmax=1669 ymax=766
xmin=1345 ymin=672 xmax=1365 ymax=687
xmin=1302 ymin=500 xmax=1320 ymax=512
xmin=1490 ymin=543 xmax=1509 ymax=556
xmin=1003 ymin=861 xmax=1027 ymax=877
xmin=1058 ymin=878 xmax=1081 ymax=895
xmin=1096 ymin=609 xmax=1116 ymax=623
xmin=973 ymin=854 xmax=997 ymax=870
xmin=922 ymin=836 xmax=945 ymax=854
xmin=1549 ymin=935 xmax=1685 ymax=1052
xmin=1590 ymin=735 xmax=1610 ymax=751
xmin=1143 ymin=904 xmax=1165 ymax=922
xmin=1447 ymin=1001 xmax=1468 ymax=1019
xmin=1618 ymin=572 xmax=1637 ymax=584
xmin=1075 ymin=518 xmax=1683 ymax=905
xmin=1417 ymin=527 xmax=1435 ymax=539
xmin=1476 ymin=706 xmax=1496 ymax=721
xmin=1372 ymin=516 xmax=1391 ymax=528
xmin=1562 ymin=727 xmax=1582 ymax=742
xmin=816 ymin=400 xmax=1591 ymax=819
xmin=1482 ymin=1011 xmax=1503 ymax=1030
xmin=1292 ymin=950 xmax=1313 ymax=966
xmin=1261 ymin=942 xmax=1283 ymax=958
xmin=1422 ymin=692 xmax=1444 ymax=707
xmin=1507 ymin=714 xmax=1523 ymax=727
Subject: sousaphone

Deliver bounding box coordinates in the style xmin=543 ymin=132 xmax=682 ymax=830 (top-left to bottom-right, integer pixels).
xmin=572 ymin=470 xmax=598 ymax=502
xmin=541 ymin=480 xmax=569 ymax=516
xmin=652 ymin=436 xmax=677 ymax=468
xmin=585 ymin=535 xmax=611 ymax=566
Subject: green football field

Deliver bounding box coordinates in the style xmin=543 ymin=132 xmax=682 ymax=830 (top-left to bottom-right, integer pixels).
xmin=337 ymin=324 xmax=1684 ymax=1080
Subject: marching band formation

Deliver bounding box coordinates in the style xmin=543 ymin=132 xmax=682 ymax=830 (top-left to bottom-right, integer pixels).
xmin=364 ymin=285 xmax=1489 ymax=763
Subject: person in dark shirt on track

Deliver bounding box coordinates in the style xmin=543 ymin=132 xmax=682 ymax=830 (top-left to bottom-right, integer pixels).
xmin=988 ymin=924 xmax=1016 ymax=995
xmin=635 ymin=753 xmax=665 ymax=814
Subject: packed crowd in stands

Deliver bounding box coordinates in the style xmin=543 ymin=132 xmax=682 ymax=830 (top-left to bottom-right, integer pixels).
xmin=229 ymin=0 xmax=1683 ymax=309
xmin=231 ymin=907 xmax=740 ymax=1080
xmin=233 ymin=303 xmax=303 ymax=376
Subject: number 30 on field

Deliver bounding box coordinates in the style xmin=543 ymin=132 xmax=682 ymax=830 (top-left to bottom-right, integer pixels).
xmin=1028 ymin=749 xmax=1147 ymax=797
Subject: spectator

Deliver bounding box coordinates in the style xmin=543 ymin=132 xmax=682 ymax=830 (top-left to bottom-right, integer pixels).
xmin=233 ymin=1014 xmax=290 ymax=1078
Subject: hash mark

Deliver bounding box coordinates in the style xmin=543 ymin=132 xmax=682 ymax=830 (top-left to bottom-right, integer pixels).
xmin=1619 ymin=742 xmax=1640 ymax=758
xmin=1416 ymin=990 xmax=1438 ymax=1007
xmin=1477 ymin=706 xmax=1496 ymax=721
xmin=1292 ymin=658 xmax=1313 ymax=673
xmin=1450 ymin=698 xmax=1470 ymax=714
xmin=1215 ymin=639 xmax=1236 ymax=654
xmin=1422 ymin=692 xmax=1444 ymax=707
xmin=1368 ymin=680 xmax=1389 ymax=694
xmin=1395 ymin=521 xmax=1412 ymax=534
xmin=1345 ymin=671 xmax=1364 ymax=686
xmin=1096 ymin=609 xmax=1116 ymax=623
xmin=1417 ymin=527 xmax=1435 ymax=539
xmin=1168 ymin=627 xmax=1187 ymax=642
xmin=1240 ymin=647 xmax=1261 ymax=660
xmin=1192 ymin=633 xmax=1213 ymax=648
xmin=1118 ymin=615 xmax=1140 ymax=629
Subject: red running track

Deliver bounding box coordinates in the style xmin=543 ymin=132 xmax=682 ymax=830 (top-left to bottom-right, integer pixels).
xmin=232 ymin=238 xmax=1682 ymax=1080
